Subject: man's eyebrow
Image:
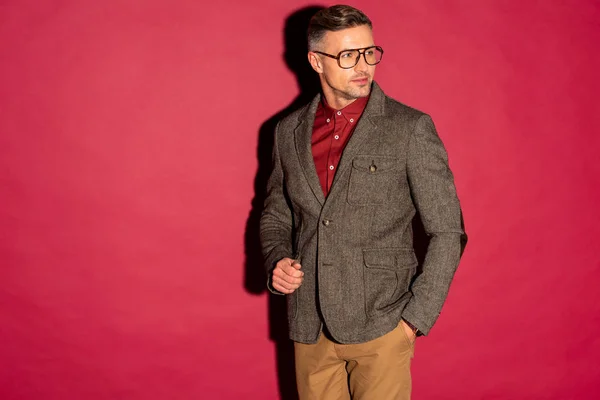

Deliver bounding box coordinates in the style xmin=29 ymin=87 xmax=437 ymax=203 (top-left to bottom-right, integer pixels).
xmin=339 ymin=45 xmax=377 ymax=51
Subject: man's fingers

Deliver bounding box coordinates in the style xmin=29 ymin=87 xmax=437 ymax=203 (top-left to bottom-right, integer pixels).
xmin=276 ymin=258 xmax=304 ymax=276
xmin=272 ymin=275 xmax=302 ymax=292
xmin=291 ymin=261 xmax=303 ymax=270
xmin=278 ymin=263 xmax=304 ymax=278
xmin=272 ymin=272 xmax=303 ymax=287
xmin=273 ymin=277 xmax=296 ymax=291
xmin=271 ymin=258 xmax=305 ymax=294
xmin=272 ymin=281 xmax=293 ymax=294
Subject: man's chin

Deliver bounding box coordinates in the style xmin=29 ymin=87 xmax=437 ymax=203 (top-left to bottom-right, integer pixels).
xmin=331 ymin=83 xmax=371 ymax=100
xmin=351 ymin=85 xmax=371 ymax=98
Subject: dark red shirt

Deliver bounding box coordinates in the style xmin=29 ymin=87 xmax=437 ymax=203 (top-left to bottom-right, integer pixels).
xmin=312 ymin=95 xmax=369 ymax=197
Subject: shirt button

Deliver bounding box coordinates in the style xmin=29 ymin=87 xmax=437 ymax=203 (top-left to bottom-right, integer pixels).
xmin=322 ymin=219 xmax=330 ymax=226
xmin=326 ymin=118 xmax=330 ymax=123
xmin=350 ymin=118 xmax=354 ymax=123
xmin=337 ymin=111 xmax=342 ymax=116
xmin=334 ymin=135 xmax=339 ymax=140
xmin=329 ymin=165 xmax=334 ymax=170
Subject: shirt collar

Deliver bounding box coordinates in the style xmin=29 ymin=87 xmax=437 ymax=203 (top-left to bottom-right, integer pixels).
xmin=320 ymin=95 xmax=370 ymax=123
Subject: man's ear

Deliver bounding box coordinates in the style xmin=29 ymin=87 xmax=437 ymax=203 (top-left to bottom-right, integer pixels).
xmin=308 ymin=52 xmax=323 ymax=73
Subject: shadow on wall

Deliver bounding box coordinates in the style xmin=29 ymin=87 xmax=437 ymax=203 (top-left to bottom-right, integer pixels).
xmin=243 ymin=5 xmax=324 ymax=400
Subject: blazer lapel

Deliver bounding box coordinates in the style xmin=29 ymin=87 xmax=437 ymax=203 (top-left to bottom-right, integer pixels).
xmin=328 ymin=82 xmax=386 ymax=198
xmin=294 ymin=94 xmax=326 ymax=206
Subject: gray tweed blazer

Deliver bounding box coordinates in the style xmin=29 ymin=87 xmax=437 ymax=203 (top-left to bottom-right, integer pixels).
xmin=260 ymin=82 xmax=467 ymax=344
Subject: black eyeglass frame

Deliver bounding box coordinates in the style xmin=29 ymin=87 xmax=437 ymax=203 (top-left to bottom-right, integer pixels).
xmin=313 ymin=46 xmax=384 ymax=69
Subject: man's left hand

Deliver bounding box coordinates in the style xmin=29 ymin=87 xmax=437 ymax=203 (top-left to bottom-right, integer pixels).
xmin=400 ymin=320 xmax=417 ymax=343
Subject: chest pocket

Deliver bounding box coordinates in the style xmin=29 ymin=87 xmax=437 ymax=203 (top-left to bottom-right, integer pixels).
xmin=347 ymin=156 xmax=399 ymax=205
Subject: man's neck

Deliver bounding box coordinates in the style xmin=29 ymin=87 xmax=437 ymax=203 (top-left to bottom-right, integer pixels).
xmin=321 ymin=88 xmax=357 ymax=110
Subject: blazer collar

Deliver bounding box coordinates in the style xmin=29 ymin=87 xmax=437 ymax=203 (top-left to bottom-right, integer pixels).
xmin=294 ymin=81 xmax=386 ymax=206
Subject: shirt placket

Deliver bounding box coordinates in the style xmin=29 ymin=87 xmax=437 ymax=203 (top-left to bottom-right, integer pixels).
xmin=328 ymin=110 xmax=345 ymax=192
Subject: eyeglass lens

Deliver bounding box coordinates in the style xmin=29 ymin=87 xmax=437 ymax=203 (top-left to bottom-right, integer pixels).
xmin=339 ymin=47 xmax=383 ymax=68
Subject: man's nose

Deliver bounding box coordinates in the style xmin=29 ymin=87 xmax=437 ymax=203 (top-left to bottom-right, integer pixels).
xmin=354 ymin=54 xmax=369 ymax=72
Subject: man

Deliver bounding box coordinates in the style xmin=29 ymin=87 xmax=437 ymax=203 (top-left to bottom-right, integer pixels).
xmin=260 ymin=5 xmax=467 ymax=399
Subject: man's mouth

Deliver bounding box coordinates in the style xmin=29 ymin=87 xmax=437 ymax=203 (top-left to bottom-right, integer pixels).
xmin=351 ymin=77 xmax=369 ymax=84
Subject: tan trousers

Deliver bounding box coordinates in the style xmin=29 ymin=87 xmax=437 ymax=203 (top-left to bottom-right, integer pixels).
xmin=294 ymin=322 xmax=415 ymax=400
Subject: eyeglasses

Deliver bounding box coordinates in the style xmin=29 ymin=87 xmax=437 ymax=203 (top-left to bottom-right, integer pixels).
xmin=313 ymin=46 xmax=384 ymax=69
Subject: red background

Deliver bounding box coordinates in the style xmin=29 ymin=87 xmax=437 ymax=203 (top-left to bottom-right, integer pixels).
xmin=1 ymin=1 xmax=599 ymax=399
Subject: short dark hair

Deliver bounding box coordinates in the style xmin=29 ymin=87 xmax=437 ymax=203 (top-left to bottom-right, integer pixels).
xmin=307 ymin=5 xmax=372 ymax=51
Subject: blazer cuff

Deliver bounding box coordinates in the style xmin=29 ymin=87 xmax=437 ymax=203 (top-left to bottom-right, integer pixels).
xmin=401 ymin=308 xmax=431 ymax=336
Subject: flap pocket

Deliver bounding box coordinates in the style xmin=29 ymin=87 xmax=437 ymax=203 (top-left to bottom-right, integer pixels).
xmin=363 ymin=248 xmax=418 ymax=270
xmin=352 ymin=156 xmax=398 ymax=173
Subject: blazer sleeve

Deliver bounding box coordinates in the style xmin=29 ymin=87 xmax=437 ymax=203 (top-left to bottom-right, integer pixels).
xmin=260 ymin=122 xmax=294 ymax=295
xmin=401 ymin=114 xmax=468 ymax=335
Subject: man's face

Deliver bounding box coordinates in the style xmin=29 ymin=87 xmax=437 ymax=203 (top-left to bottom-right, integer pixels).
xmin=310 ymin=25 xmax=377 ymax=102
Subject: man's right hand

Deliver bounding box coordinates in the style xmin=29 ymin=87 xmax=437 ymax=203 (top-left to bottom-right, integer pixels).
xmin=271 ymin=257 xmax=304 ymax=294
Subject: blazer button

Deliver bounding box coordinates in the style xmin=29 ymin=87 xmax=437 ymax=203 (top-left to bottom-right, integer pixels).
xmin=322 ymin=219 xmax=330 ymax=226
